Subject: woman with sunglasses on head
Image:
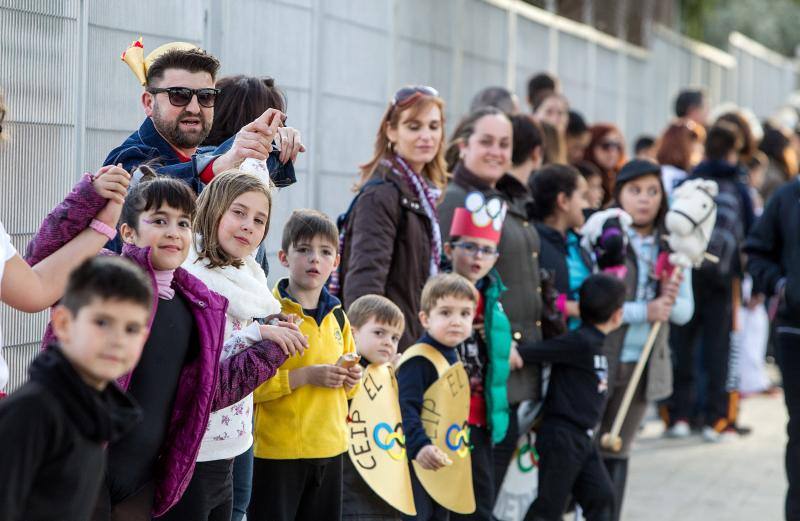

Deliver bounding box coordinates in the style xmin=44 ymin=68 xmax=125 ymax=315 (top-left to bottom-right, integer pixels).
xmin=437 ymin=107 xmax=545 ymax=507
xmin=338 ymin=85 xmax=447 ymax=350
xmin=584 ymin=124 xmax=627 ymax=207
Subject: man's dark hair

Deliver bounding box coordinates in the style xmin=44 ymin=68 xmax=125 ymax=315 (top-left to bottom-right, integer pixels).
xmin=579 ymin=274 xmax=626 ymax=325
xmin=204 ymin=75 xmax=286 ymax=147
xmin=511 ymin=114 xmax=543 ymax=166
xmin=634 ymin=135 xmax=656 ymax=155
xmin=281 ymin=209 xmax=339 ymax=252
xmin=146 ymin=48 xmax=221 ymax=87
xmin=469 ymin=86 xmax=516 ymax=114
xmin=120 ymin=168 xmax=197 ymax=232
xmin=705 ymin=122 xmax=740 ymax=161
xmin=527 ymin=72 xmax=558 ymax=108
xmin=566 ymin=110 xmax=588 ymax=137
xmin=674 ymin=89 xmax=705 ymax=118
xmin=61 ymin=257 xmax=153 ymax=315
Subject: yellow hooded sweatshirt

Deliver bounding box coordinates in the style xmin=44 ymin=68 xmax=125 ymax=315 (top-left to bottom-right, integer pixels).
xmin=253 ymin=280 xmax=359 ymax=459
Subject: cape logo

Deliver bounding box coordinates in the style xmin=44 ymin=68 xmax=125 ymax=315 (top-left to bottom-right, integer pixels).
xmin=445 ymin=422 xmax=471 ymax=458
xmin=334 ymin=328 xmax=343 ymax=346
xmin=373 ymin=422 xmax=406 ymax=461
xmin=348 ymin=364 xmax=416 ymax=515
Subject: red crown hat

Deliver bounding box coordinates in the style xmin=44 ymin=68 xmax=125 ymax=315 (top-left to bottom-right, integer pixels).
xmin=449 ymin=191 xmax=507 ymax=244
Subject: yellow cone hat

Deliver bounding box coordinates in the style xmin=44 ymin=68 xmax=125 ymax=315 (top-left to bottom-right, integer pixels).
xmin=121 ymin=37 xmax=198 ymax=86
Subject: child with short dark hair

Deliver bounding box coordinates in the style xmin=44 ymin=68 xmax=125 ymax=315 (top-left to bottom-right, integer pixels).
xmin=343 ymin=294 xmax=406 ymax=520
xmin=249 ymin=209 xmax=362 ymax=521
xmin=397 ymin=273 xmax=478 ymax=521
xmin=0 ymin=256 xmax=151 ymax=521
xmin=517 ymin=274 xmax=626 ymax=521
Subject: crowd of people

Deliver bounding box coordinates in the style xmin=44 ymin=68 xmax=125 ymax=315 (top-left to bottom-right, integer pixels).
xmin=0 ymin=38 xmax=798 ymax=521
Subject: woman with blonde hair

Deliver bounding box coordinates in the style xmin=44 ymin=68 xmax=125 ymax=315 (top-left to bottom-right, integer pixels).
xmin=337 ymin=86 xmax=447 ymax=349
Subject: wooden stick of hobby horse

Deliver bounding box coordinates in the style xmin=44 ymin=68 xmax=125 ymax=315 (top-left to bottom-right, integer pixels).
xmin=601 ymin=266 xmax=683 ymax=452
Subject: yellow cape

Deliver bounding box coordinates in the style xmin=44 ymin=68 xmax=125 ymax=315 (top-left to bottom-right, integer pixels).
xmin=398 ymin=343 xmax=476 ymax=514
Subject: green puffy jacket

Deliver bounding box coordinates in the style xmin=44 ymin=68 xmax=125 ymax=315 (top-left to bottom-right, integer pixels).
xmin=480 ymin=269 xmax=513 ymax=444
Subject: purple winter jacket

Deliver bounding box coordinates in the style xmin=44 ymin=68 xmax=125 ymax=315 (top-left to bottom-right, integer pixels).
xmin=25 ymin=174 xmax=288 ymax=516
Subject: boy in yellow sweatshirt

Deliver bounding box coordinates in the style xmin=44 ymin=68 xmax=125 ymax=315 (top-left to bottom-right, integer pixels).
xmin=250 ymin=209 xmax=361 ymax=521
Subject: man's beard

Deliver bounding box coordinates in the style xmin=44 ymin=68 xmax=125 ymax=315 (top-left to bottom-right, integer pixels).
xmin=151 ymin=102 xmax=212 ymax=150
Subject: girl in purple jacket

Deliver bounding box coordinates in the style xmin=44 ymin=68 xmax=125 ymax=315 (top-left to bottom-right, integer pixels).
xmin=26 ymin=171 xmax=298 ymax=520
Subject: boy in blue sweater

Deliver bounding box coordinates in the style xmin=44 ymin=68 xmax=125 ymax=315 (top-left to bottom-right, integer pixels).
xmin=397 ymin=273 xmax=478 ymax=521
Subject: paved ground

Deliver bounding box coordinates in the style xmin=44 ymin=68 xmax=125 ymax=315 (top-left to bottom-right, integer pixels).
xmin=623 ymin=392 xmax=788 ymax=521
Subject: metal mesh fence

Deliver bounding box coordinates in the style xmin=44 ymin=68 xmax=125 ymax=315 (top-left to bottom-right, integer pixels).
xmin=1 ymin=0 xmax=796 ymax=391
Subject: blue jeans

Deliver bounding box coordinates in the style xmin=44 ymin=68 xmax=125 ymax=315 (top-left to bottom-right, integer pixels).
xmin=231 ymin=446 xmax=254 ymax=521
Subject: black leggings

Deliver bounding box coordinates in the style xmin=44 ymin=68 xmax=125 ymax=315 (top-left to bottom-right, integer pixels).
xmin=159 ymin=459 xmax=234 ymax=521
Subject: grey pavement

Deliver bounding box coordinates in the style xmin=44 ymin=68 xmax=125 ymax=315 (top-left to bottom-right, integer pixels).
xmin=623 ymin=393 xmax=788 ymax=521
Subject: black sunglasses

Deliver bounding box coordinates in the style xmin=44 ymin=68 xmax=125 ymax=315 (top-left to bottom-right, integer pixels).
xmin=147 ymin=87 xmax=221 ymax=108
xmin=599 ymin=141 xmax=623 ymax=152
xmin=392 ymin=85 xmax=439 ymax=106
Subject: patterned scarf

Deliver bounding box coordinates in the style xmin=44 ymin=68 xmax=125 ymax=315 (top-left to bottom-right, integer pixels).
xmin=387 ymin=155 xmax=442 ymax=277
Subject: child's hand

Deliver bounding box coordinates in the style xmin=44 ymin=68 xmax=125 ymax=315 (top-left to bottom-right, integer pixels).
xmin=92 ymin=164 xmax=130 ymax=204
xmin=647 ymin=296 xmax=673 ymax=323
xmin=260 ymin=323 xmax=308 ymax=357
xmin=304 ymin=364 xmax=349 ymax=388
xmin=415 ymin=445 xmax=449 ymax=470
xmin=659 ymin=273 xmax=682 ymax=303
xmin=93 ymin=164 xmax=131 ymax=227
xmin=509 ymin=342 xmax=524 ymax=370
xmin=343 ymin=364 xmax=362 ymax=390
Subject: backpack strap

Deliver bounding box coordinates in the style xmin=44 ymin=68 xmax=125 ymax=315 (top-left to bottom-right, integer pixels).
xmin=396 ymin=343 xmax=451 ymax=377
xmin=333 ymin=306 xmax=346 ymax=333
xmin=337 ymin=177 xmax=386 ymax=230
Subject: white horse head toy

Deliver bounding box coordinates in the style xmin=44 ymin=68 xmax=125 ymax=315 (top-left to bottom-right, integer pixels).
xmin=665 ymin=179 xmax=718 ymax=269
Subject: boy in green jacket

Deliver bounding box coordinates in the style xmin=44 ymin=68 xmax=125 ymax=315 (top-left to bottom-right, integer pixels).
xmin=444 ymin=193 xmax=513 ymax=520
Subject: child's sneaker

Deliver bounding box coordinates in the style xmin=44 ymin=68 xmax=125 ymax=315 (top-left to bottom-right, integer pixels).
xmin=665 ymin=420 xmax=690 ymax=438
xmin=703 ymin=425 xmax=737 ymax=443
xmin=702 ymin=426 xmax=721 ymax=442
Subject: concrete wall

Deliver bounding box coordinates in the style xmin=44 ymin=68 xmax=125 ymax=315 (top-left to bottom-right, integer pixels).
xmin=1 ymin=0 xmax=797 ymax=390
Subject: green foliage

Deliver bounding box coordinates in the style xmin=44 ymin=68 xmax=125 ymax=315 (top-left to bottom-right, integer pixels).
xmin=681 ymin=0 xmax=800 ymax=56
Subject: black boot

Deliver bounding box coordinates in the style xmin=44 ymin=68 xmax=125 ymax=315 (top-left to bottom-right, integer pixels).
xmin=603 ymin=457 xmax=629 ymax=521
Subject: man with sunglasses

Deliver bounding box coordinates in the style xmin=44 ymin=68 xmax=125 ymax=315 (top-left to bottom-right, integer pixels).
xmin=106 ymin=46 xmax=303 ymax=194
